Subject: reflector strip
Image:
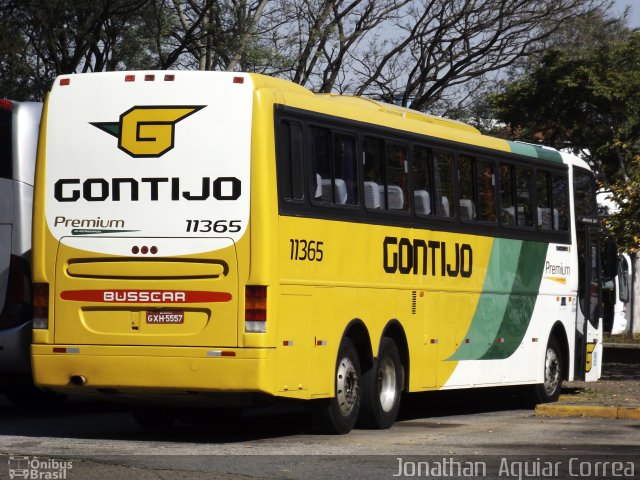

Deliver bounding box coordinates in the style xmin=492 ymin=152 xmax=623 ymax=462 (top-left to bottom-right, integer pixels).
xmin=59 ymin=78 xmax=70 ymax=86
xmin=207 ymin=350 xmax=236 ymax=357
xmin=430 ymin=339 xmax=439 ymax=344
xmin=316 ymin=340 xmax=327 ymax=346
xmin=60 ymin=290 xmax=232 ymax=303
xmin=53 ymin=348 xmax=80 ymax=354
xmin=496 ymin=338 xmax=505 ymax=344
xmin=164 ymin=74 xmax=175 ymax=81
xmin=283 ymin=340 xmax=294 ymax=346
xmin=145 ymin=74 xmax=155 ymax=81
xmin=233 ymin=76 xmax=244 ymax=84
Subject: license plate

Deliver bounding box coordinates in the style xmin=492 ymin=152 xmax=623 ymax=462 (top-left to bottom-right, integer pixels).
xmin=146 ymin=310 xmax=184 ymax=324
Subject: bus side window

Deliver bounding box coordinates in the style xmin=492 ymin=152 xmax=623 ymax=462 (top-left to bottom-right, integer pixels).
xmin=536 ymin=170 xmax=553 ymax=231
xmin=386 ymin=143 xmax=408 ymax=211
xmin=278 ymin=120 xmax=304 ymax=201
xmin=364 ymin=136 xmax=384 ymax=210
xmin=458 ymin=155 xmax=476 ymax=221
xmin=334 ymin=133 xmax=358 ymax=206
xmin=434 ymin=151 xmax=455 ymax=218
xmin=499 ymin=163 xmax=515 ymax=226
xmin=309 ymin=126 xmax=333 ymax=205
xmin=477 ymin=160 xmax=496 ymax=223
xmin=552 ymin=174 xmax=569 ymax=231
xmin=412 ymin=145 xmax=432 ymax=216
xmin=516 ymin=166 xmax=533 ymax=227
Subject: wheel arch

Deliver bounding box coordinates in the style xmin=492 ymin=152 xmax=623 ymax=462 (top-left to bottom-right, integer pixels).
xmin=381 ymin=320 xmax=410 ymax=391
xmin=550 ymin=321 xmax=570 ymax=381
xmin=342 ymin=319 xmax=374 ymax=373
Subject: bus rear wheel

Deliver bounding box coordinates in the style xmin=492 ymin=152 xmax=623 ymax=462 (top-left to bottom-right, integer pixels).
xmin=358 ymin=337 xmax=402 ymax=429
xmin=312 ymin=337 xmax=361 ymax=434
xmin=531 ymin=336 xmax=563 ymax=404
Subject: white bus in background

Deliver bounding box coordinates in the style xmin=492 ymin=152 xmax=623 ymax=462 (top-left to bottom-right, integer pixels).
xmin=597 ymin=191 xmax=632 ymax=335
xmin=0 ymin=99 xmax=44 ymax=403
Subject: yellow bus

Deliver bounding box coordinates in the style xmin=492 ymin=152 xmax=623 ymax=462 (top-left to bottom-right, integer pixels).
xmin=31 ymin=72 xmax=606 ymax=433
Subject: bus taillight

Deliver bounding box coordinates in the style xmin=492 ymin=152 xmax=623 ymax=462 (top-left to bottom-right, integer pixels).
xmin=245 ymin=285 xmax=267 ymax=333
xmin=32 ymin=283 xmax=49 ymax=329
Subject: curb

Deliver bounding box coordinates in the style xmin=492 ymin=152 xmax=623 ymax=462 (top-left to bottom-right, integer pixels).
xmin=535 ymin=403 xmax=640 ymax=420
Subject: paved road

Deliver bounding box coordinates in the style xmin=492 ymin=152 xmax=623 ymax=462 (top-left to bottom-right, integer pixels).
xmin=0 ymin=388 xmax=638 ymax=479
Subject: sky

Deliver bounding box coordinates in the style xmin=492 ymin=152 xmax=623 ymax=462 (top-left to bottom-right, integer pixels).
xmin=612 ymin=0 xmax=640 ymax=28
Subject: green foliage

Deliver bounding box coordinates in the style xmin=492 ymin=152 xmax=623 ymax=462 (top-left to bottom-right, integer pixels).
xmin=0 ymin=0 xmax=154 ymax=100
xmin=485 ymin=11 xmax=640 ymax=251
xmin=604 ymin=157 xmax=640 ymax=253
xmin=488 ymin=16 xmax=640 ymax=184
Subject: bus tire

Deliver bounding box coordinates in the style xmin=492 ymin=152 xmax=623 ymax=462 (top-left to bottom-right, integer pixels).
xmin=531 ymin=336 xmax=563 ymax=404
xmin=358 ymin=337 xmax=402 ymax=429
xmin=312 ymin=337 xmax=361 ymax=434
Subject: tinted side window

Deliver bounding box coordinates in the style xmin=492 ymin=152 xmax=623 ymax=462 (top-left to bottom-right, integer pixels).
xmin=499 ymin=163 xmax=515 ymax=226
xmin=553 ymin=174 xmax=570 ymax=231
xmin=278 ymin=120 xmax=304 ymax=201
xmin=334 ymin=134 xmax=358 ymax=206
xmin=364 ymin=136 xmax=385 ymax=210
xmin=434 ymin=152 xmax=455 ymax=218
xmin=536 ymin=171 xmax=552 ymax=231
xmin=310 ymin=126 xmax=358 ymax=206
xmin=516 ymin=166 xmax=533 ymax=227
xmin=386 ymin=143 xmax=408 ymax=211
xmin=412 ymin=146 xmax=432 ymax=216
xmin=477 ymin=160 xmax=496 ymax=223
xmin=0 ymin=106 xmax=12 ymax=180
xmin=458 ymin=155 xmax=475 ymax=220
xmin=573 ymin=169 xmax=597 ymax=219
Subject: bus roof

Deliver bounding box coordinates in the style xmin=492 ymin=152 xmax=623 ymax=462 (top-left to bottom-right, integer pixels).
xmin=247 ymin=73 xmax=574 ymax=167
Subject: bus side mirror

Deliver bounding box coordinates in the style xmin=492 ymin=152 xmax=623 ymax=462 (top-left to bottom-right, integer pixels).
xmin=617 ymin=255 xmax=630 ymax=303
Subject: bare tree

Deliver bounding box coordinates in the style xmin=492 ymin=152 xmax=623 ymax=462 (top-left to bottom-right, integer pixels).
xmin=352 ymin=0 xmax=611 ymax=112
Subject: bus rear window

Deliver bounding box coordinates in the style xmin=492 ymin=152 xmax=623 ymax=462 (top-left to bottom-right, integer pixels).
xmin=0 ymin=107 xmax=12 ymax=179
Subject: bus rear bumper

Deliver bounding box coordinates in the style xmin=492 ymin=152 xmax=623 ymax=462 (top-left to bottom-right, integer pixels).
xmin=31 ymin=345 xmax=275 ymax=397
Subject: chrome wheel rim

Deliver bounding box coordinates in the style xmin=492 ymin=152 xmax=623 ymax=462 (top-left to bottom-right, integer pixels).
xmin=336 ymin=356 xmax=359 ymax=417
xmin=543 ymin=347 xmax=560 ymax=396
xmin=378 ymin=356 xmax=397 ymax=412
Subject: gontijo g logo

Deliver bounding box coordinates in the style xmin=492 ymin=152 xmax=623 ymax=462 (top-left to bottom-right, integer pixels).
xmin=91 ymin=106 xmax=205 ymax=158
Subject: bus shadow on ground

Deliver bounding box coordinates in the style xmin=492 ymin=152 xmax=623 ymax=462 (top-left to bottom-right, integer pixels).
xmin=0 ymin=387 xmax=533 ymax=444
xmin=397 ymin=386 xmax=532 ymax=424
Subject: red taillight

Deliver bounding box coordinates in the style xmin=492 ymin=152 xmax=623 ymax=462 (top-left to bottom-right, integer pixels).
xmin=59 ymin=78 xmax=70 ymax=86
xmin=144 ymin=74 xmax=155 ymax=81
xmin=233 ymin=76 xmax=245 ymax=84
xmin=245 ymin=286 xmax=267 ymax=332
xmin=0 ymin=99 xmax=12 ymax=111
xmin=125 ymin=74 xmax=135 ymax=82
xmin=32 ymin=283 xmax=49 ymax=329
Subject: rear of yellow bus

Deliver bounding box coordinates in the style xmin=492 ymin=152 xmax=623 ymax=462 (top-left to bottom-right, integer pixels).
xmin=31 ymin=71 xmax=277 ymax=405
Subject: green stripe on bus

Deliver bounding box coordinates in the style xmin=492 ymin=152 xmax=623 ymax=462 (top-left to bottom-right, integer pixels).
xmin=507 ymin=141 xmax=563 ymax=164
xmin=479 ymin=241 xmax=549 ymax=360
xmin=448 ymin=238 xmax=521 ymax=361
